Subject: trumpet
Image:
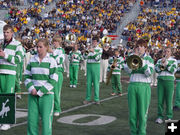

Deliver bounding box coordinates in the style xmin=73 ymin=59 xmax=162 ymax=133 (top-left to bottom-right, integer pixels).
xmin=160 ymin=55 xmax=167 ymax=71
xmin=65 ymin=34 xmax=76 ymax=43
xmin=127 ymin=55 xmax=143 ymax=70
xmin=106 ymin=58 xmax=117 ymax=85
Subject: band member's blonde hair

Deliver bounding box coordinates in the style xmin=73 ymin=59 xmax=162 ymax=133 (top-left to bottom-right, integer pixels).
xmin=36 ymin=38 xmax=50 ymax=52
xmin=52 ymin=36 xmax=62 ymax=44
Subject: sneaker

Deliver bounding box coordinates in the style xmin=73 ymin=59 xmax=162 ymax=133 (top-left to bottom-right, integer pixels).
xmin=83 ymin=100 xmax=90 ymax=105
xmin=95 ymin=101 xmax=100 ymax=105
xmin=155 ymin=118 xmax=163 ymax=124
xmin=16 ymin=94 xmax=22 ymax=99
xmin=111 ymin=93 xmax=116 ymax=96
xmin=70 ymin=85 xmax=73 ymax=88
xmin=118 ymin=93 xmax=122 ymax=96
xmin=73 ymin=85 xmax=76 ymax=88
xmin=0 ymin=124 xmax=10 ymax=130
xmin=67 ymin=74 xmax=69 ymax=78
xmin=54 ymin=112 xmax=60 ymax=117
xmin=154 ymin=83 xmax=157 ymax=87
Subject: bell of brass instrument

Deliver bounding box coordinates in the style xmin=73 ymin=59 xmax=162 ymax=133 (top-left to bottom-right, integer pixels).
xmin=127 ymin=55 xmax=143 ymax=70
xmin=106 ymin=58 xmax=117 ymax=85
xmin=101 ymin=36 xmax=112 ymax=45
xmin=65 ymin=34 xmax=76 ymax=43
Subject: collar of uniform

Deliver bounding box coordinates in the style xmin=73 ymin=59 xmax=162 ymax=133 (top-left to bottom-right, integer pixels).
xmin=34 ymin=53 xmax=50 ymax=63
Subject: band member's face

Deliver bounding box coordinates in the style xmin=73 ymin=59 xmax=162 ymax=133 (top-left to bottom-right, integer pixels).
xmin=115 ymin=51 xmax=119 ymax=56
xmin=3 ymin=28 xmax=13 ymax=41
xmin=37 ymin=42 xmax=48 ymax=56
xmin=92 ymin=40 xmax=97 ymax=47
xmin=74 ymin=45 xmax=78 ymax=51
xmin=138 ymin=45 xmax=146 ymax=55
xmin=165 ymin=48 xmax=171 ymax=57
xmin=53 ymin=41 xmax=60 ymax=48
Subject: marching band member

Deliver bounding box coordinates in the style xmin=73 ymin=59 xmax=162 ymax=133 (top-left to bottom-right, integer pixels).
xmin=124 ymin=39 xmax=154 ymax=135
xmin=24 ymin=38 xmax=58 ymax=135
xmin=0 ymin=24 xmax=24 ymax=130
xmin=155 ymin=47 xmax=177 ymax=124
xmin=108 ymin=49 xmax=124 ymax=96
xmin=174 ymin=46 xmax=180 ymax=110
xmin=51 ymin=36 xmax=65 ymax=116
xmin=68 ymin=44 xmax=83 ymax=88
xmin=100 ymin=43 xmax=111 ymax=83
xmin=83 ymin=37 xmax=102 ymax=105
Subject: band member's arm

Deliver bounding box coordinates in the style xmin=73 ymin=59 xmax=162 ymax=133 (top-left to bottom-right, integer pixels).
xmin=141 ymin=57 xmax=154 ymax=77
xmin=24 ymin=61 xmax=35 ymax=94
xmin=3 ymin=44 xmax=24 ymax=64
xmin=166 ymin=59 xmax=177 ymax=74
xmin=155 ymin=59 xmax=162 ymax=73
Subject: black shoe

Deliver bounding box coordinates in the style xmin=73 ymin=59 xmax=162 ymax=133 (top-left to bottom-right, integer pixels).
xmin=173 ymin=106 xmax=180 ymax=111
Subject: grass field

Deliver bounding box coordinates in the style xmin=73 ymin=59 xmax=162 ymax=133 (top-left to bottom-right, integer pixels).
xmin=1 ymin=70 xmax=180 ymax=135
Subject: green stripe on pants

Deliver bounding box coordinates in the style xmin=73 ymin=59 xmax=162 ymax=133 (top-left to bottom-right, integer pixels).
xmin=157 ymin=79 xmax=174 ymax=119
xmin=54 ymin=72 xmax=63 ymax=113
xmin=175 ymin=82 xmax=180 ymax=107
xmin=128 ymin=82 xmax=151 ymax=135
xmin=86 ymin=63 xmax=100 ymax=102
xmin=28 ymin=94 xmax=54 ymax=135
xmin=0 ymin=74 xmax=15 ymax=93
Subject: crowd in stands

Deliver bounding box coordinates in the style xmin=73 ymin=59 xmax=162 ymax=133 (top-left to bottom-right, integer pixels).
xmin=122 ymin=0 xmax=179 ymax=50
xmin=1 ymin=0 xmax=136 ymax=51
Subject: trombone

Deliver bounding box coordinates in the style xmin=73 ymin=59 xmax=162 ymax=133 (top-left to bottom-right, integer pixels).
xmin=126 ymin=55 xmax=143 ymax=70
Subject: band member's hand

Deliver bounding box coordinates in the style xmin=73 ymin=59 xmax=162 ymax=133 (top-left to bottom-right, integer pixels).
xmin=31 ymin=89 xmax=37 ymax=95
xmin=89 ymin=48 xmax=94 ymax=53
xmin=0 ymin=50 xmax=5 ymax=57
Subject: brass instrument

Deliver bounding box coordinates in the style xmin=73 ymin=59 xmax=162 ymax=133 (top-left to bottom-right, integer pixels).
xmin=160 ymin=55 xmax=167 ymax=71
xmin=106 ymin=58 xmax=117 ymax=85
xmin=101 ymin=36 xmax=112 ymax=45
xmin=127 ymin=55 xmax=143 ymax=70
xmin=65 ymin=34 xmax=76 ymax=43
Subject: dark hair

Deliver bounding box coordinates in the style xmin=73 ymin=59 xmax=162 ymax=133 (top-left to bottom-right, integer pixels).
xmin=92 ymin=37 xmax=99 ymax=42
xmin=3 ymin=24 xmax=14 ymax=32
xmin=114 ymin=49 xmax=119 ymax=52
xmin=136 ymin=39 xmax=147 ymax=48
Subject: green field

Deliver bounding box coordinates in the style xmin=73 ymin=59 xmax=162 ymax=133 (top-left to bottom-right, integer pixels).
xmin=1 ymin=70 xmax=180 ymax=135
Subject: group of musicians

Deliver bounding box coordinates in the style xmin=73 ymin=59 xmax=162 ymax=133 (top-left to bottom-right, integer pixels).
xmin=0 ymin=24 xmax=179 ymax=135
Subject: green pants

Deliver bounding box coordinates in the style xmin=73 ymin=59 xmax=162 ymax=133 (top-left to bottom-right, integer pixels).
xmin=0 ymin=74 xmax=16 ymax=93
xmin=111 ymin=74 xmax=122 ymax=94
xmin=69 ymin=64 xmax=79 ymax=85
xmin=15 ymin=63 xmax=21 ymax=93
xmin=128 ymin=83 xmax=151 ymax=135
xmin=28 ymin=94 xmax=54 ymax=135
xmin=157 ymin=79 xmax=174 ymax=119
xmin=54 ymin=72 xmax=63 ymax=113
xmin=175 ymin=81 xmax=180 ymax=107
xmin=86 ymin=63 xmax=100 ymax=102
